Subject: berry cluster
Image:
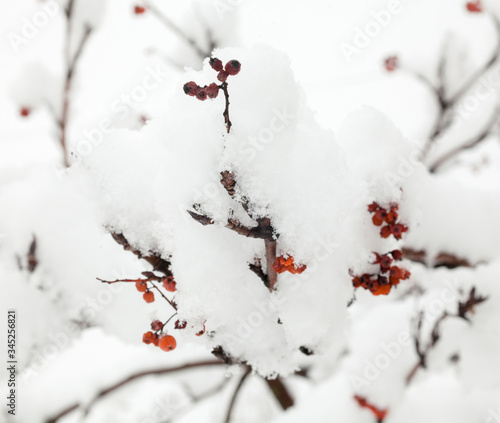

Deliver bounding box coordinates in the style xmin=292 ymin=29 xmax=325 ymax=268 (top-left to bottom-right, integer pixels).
xmin=384 ymin=56 xmax=398 ymax=72
xmin=351 ymin=249 xmax=410 ymax=296
xmin=466 ymin=1 xmax=482 ymax=12
xmin=183 ymin=58 xmax=241 ymax=102
xmin=368 ymin=202 xmax=408 ymax=240
xmin=143 ymin=319 xmax=177 ymax=351
xmin=354 ymin=395 xmax=388 ymax=421
xmin=272 ymin=255 xmax=307 ymax=275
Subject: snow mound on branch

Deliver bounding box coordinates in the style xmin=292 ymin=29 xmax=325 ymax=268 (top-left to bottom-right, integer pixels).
xmin=75 ymin=45 xmax=411 ymax=376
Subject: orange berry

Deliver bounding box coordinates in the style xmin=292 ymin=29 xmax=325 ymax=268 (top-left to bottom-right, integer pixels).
xmin=136 ymin=280 xmax=147 ymax=292
xmin=163 ymin=276 xmax=176 ymax=292
xmin=134 ymin=5 xmax=146 ymax=14
xmin=158 ymin=335 xmax=177 ymax=351
xmin=143 ymin=291 xmax=155 ymax=303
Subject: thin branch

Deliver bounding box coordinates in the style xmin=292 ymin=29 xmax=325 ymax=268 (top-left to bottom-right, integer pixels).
xmin=429 ymin=106 xmax=500 ymax=173
xmin=144 ymin=0 xmax=210 ymax=59
xmin=265 ymin=377 xmax=294 ymax=410
xmin=45 ymin=360 xmax=225 ymax=423
xmin=402 ymin=247 xmax=476 ymax=269
xmin=224 ymin=367 xmax=252 ymax=423
xmin=265 ymin=239 xmax=278 ymax=291
xmin=220 ymin=82 xmax=232 ymax=133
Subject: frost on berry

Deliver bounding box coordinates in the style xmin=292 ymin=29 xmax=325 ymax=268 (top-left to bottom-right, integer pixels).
xmin=209 ymin=57 xmax=223 ymax=72
xmin=384 ymin=56 xmax=398 ymax=72
xmin=225 ymin=60 xmax=241 ymax=76
xmin=151 ymin=320 xmax=164 ymax=331
xmin=183 ymin=81 xmax=199 ymax=97
xmin=174 ymin=319 xmax=187 ymax=329
xmin=206 ymin=83 xmax=219 ymax=99
xmin=466 ymin=1 xmax=482 ymax=12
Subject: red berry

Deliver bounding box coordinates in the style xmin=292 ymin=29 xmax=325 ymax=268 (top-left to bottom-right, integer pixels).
xmin=151 ymin=320 xmax=163 ymax=331
xmin=384 ymin=56 xmax=398 ymax=72
xmin=385 ymin=210 xmax=398 ymax=224
xmin=225 ymin=60 xmax=241 ymax=76
xmin=352 ymin=276 xmax=362 ymax=288
xmin=183 ymin=81 xmax=199 ymax=96
xmin=372 ymin=209 xmax=388 ymax=226
xmin=142 ymin=331 xmax=157 ymax=344
xmin=135 ymin=280 xmax=147 ymax=292
xmin=209 ymin=57 xmax=223 ymax=72
xmin=196 ymin=89 xmax=207 ymax=101
xmin=20 ymin=107 xmax=31 ymax=117
xmin=158 ymin=335 xmax=177 ymax=351
xmin=372 ymin=284 xmax=391 ymax=296
xmin=379 ymin=255 xmax=393 ymax=273
xmin=143 ymin=291 xmax=155 ymax=303
xmin=390 ymin=223 xmax=408 ymax=240
xmin=391 ymin=249 xmax=403 ymax=260
xmin=380 ymin=225 xmax=392 ymax=238
xmin=134 ymin=5 xmax=146 ymax=14
xmin=217 ymin=70 xmax=229 ymax=82
xmin=205 ymin=83 xmax=219 ymax=99
xmin=466 ymin=1 xmax=482 ymax=12
xmin=174 ymin=319 xmax=187 ymax=329
xmin=163 ymin=276 xmax=176 ymax=292
xmin=368 ymin=202 xmax=381 ymax=213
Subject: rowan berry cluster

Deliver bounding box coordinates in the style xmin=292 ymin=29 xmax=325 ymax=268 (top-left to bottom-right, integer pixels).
xmin=183 ymin=58 xmax=241 ymax=101
xmin=354 ymin=395 xmax=388 ymax=421
xmin=368 ymin=202 xmax=408 ymax=240
xmin=272 ymin=255 xmax=307 ymax=275
xmin=466 ymin=1 xmax=482 ymax=12
xmin=143 ymin=319 xmax=177 ymax=351
xmin=351 ymin=249 xmax=410 ymax=296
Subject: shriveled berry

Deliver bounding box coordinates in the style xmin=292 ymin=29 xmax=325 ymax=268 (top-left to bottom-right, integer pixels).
xmin=209 ymin=57 xmax=223 ymax=72
xmin=196 ymin=322 xmax=206 ymax=336
xmin=158 ymin=335 xmax=177 ymax=351
xmin=225 ymin=60 xmax=241 ymax=76
xmin=206 ymin=83 xmax=219 ymax=99
xmin=142 ymin=331 xmax=157 ymax=344
xmin=163 ymin=276 xmax=176 ymax=292
xmin=174 ymin=319 xmax=187 ymax=329
xmin=368 ymin=202 xmax=381 ymax=213
xmin=151 ymin=320 xmax=164 ymax=331
xmin=196 ymin=89 xmax=207 ymax=101
xmin=217 ymin=70 xmax=229 ymax=82
xmin=134 ymin=5 xmax=146 ymax=14
xmin=135 ymin=280 xmax=147 ymax=292
xmin=391 ymin=249 xmax=403 ymax=260
xmin=143 ymin=291 xmax=155 ymax=303
xmin=183 ymin=81 xmax=199 ymax=96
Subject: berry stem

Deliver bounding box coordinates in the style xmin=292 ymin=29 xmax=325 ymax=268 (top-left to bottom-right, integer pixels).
xmin=150 ymin=283 xmax=177 ymax=310
xmin=163 ymin=312 xmax=178 ymax=328
xmin=219 ymin=82 xmax=232 ymax=133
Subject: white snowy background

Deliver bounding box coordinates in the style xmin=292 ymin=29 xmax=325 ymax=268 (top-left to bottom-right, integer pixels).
xmin=1 ymin=0 xmax=500 ymax=422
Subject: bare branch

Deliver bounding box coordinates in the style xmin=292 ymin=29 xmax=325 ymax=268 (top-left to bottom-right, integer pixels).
xmin=224 ymin=367 xmax=252 ymax=423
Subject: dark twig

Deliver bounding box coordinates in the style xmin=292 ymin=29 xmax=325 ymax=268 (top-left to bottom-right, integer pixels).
xmin=27 ymin=235 xmax=38 ymax=273
xmin=224 ymin=367 xmax=252 ymax=423
xmin=220 ymin=82 xmax=232 ymax=133
xmin=144 ymin=0 xmax=210 ymax=59
xmin=45 ymin=360 xmax=225 ymax=423
xmin=402 ymin=247 xmax=476 ymax=269
xmin=265 ymin=377 xmax=294 ymax=410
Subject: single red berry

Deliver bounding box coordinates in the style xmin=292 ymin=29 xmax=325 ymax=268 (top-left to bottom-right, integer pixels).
xmin=380 ymin=225 xmax=392 ymax=238
xmin=390 ymin=223 xmax=408 ymax=240
xmin=134 ymin=5 xmax=146 ymax=14
xmin=390 ymin=266 xmax=403 ymax=279
xmin=466 ymin=1 xmax=482 ymax=12
xmin=196 ymin=89 xmax=207 ymax=101
xmin=20 ymin=107 xmax=31 ymax=117
xmin=391 ymin=249 xmax=403 ymax=260
xmin=384 ymin=56 xmax=398 ymax=72
xmin=135 ymin=280 xmax=147 ymax=292
xmin=158 ymin=335 xmax=177 ymax=351
xmin=372 ymin=284 xmax=391 ymax=296
xmin=209 ymin=57 xmax=223 ymax=72
xmin=225 ymin=60 xmax=241 ymax=76
xmin=385 ymin=210 xmax=398 ymax=224
xmin=379 ymin=255 xmax=393 ymax=273
xmin=174 ymin=319 xmax=187 ymax=329
xmin=368 ymin=202 xmax=381 ymax=213
xmin=205 ymin=83 xmax=219 ymax=99
xmin=163 ymin=276 xmax=176 ymax=292
xmin=151 ymin=320 xmax=163 ymax=331
xmin=372 ymin=209 xmax=388 ymax=226
xmin=143 ymin=291 xmax=155 ymax=303
xmin=217 ymin=70 xmax=229 ymax=82
xmin=352 ymin=276 xmax=362 ymax=288
xmin=183 ymin=81 xmax=199 ymax=96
